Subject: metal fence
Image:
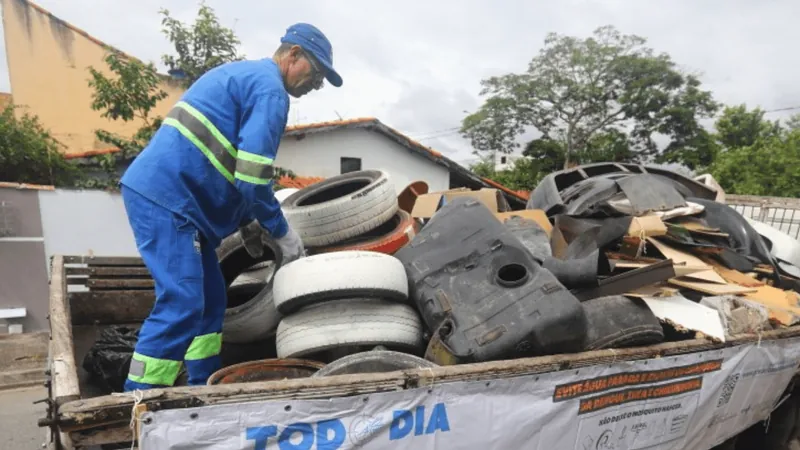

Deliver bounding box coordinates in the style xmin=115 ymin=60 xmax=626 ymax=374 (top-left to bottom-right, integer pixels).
xmin=726 ymin=194 xmax=800 ymax=239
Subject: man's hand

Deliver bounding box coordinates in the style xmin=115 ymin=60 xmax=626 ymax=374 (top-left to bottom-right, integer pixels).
xmin=276 ymin=226 xmax=305 ymax=265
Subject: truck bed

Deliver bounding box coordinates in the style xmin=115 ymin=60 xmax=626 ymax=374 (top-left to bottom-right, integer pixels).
xmin=43 ymin=255 xmax=800 ymax=449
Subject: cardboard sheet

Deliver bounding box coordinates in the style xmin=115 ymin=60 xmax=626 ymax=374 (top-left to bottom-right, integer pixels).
xmin=411 ymin=188 xmax=507 ymax=219
xmin=495 ymin=210 xmax=552 ymax=237
xmin=642 ymin=295 xmax=726 ymax=342
xmin=627 ymin=215 xmax=667 ymax=238
xmin=646 ymin=238 xmax=727 ymax=284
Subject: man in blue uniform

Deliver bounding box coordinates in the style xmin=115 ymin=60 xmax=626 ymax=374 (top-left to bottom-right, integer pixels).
xmin=119 ymin=23 xmax=342 ymax=391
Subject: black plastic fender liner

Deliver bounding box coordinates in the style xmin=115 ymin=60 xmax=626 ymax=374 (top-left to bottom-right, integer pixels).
xmin=502 ymin=215 xmax=611 ymax=289
xmin=581 ymin=295 xmax=664 ymax=351
xmin=526 ymin=163 xmax=717 ymax=216
xmin=687 ymin=197 xmax=781 ymax=284
xmin=395 ymin=196 xmax=588 ymax=363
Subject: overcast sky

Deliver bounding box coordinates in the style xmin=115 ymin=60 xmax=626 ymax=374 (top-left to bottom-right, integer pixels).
xmin=2 ymin=0 xmax=800 ymax=165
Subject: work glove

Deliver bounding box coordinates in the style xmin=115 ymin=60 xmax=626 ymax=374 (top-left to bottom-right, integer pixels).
xmin=276 ymin=226 xmax=305 ymax=265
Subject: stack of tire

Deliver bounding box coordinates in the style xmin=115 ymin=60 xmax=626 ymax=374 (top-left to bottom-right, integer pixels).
xmin=280 ymin=170 xmax=420 ymax=255
xmin=215 ymin=170 xmax=421 ymax=348
xmin=272 ymin=250 xmax=425 ymax=360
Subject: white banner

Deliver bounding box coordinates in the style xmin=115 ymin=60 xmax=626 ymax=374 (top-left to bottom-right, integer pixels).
xmin=139 ymin=337 xmax=800 ymax=450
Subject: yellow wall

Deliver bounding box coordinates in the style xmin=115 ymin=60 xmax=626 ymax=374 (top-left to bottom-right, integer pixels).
xmin=0 ymin=0 xmax=185 ymax=156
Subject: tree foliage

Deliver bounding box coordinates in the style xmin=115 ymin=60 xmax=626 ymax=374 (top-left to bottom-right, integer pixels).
xmin=0 ymin=104 xmax=78 ymax=185
xmin=84 ymin=52 xmax=168 ymax=189
xmin=708 ymin=106 xmax=800 ymax=197
xmin=160 ymin=2 xmax=243 ymax=87
xmin=470 ymin=156 xmax=541 ymax=193
xmin=709 ymin=128 xmax=800 ymax=197
xmin=461 ymin=25 xmax=719 ymax=170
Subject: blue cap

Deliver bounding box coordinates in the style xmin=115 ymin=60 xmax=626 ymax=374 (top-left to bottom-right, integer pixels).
xmin=281 ymin=23 xmax=342 ymax=87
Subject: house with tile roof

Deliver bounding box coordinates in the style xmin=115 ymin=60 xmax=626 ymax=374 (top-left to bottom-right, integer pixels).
xmin=276 ymin=118 xmax=527 ymax=208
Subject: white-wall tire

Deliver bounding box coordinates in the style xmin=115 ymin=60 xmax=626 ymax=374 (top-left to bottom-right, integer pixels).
xmin=273 ymin=250 xmax=408 ymax=314
xmin=282 ymin=170 xmax=398 ymax=247
xmin=275 ymin=299 xmax=424 ymax=359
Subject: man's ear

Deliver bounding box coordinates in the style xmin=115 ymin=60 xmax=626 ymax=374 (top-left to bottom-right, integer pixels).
xmin=289 ymin=45 xmax=303 ymax=59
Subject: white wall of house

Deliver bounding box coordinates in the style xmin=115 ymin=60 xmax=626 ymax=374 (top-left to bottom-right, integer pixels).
xmin=275 ymin=128 xmax=451 ymax=194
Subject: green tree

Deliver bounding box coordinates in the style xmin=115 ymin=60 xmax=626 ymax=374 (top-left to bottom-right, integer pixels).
xmin=461 ymin=25 xmax=719 ymax=170
xmin=471 ymin=155 xmax=541 ymax=193
xmin=709 ymin=128 xmax=800 ymax=197
xmin=160 ymin=2 xmax=243 ymax=88
xmin=0 ymin=104 xmax=77 ymax=186
xmin=715 ymin=104 xmax=782 ymax=149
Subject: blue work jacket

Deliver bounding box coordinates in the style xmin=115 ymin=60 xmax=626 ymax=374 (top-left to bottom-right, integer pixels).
xmin=121 ymin=58 xmax=290 ymax=246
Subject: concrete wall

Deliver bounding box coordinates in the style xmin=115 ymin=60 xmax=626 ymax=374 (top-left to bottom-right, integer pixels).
xmin=0 ymin=187 xmax=48 ymax=332
xmin=38 ymin=189 xmax=137 ymax=258
xmin=275 ymin=128 xmax=451 ymax=194
xmin=0 ymin=186 xmax=139 ymax=332
xmin=0 ymin=0 xmax=185 ymax=156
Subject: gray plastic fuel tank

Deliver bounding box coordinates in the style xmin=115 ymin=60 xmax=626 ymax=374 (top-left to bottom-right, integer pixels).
xmin=394 ymin=197 xmax=588 ymax=364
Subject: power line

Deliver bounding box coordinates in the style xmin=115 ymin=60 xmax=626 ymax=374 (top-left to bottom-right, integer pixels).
xmin=406 ymin=127 xmax=461 ymax=140
xmin=763 ymin=105 xmax=800 ymax=114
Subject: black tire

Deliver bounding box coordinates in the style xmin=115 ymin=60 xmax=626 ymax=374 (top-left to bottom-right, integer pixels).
xmin=216 ymin=222 xmax=284 ymax=343
xmin=282 ymin=170 xmax=398 ymax=247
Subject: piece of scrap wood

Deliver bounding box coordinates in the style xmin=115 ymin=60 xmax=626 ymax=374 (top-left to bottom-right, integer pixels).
xmin=625 ymin=284 xmax=679 ymax=298
xmin=647 ymin=238 xmax=726 ymax=284
xmin=668 ymin=278 xmax=758 ymax=295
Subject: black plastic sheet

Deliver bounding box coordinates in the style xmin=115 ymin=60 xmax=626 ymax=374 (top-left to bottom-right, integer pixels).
xmin=82 ymin=326 xmax=139 ymax=393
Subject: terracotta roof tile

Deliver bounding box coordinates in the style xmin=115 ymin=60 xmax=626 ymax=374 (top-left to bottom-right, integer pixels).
xmin=0 ymin=181 xmax=55 ymax=191
xmin=285 ymin=117 xmax=376 ymax=133
xmin=63 ymin=148 xmax=120 ymax=159
xmin=277 ymin=175 xmax=324 ymax=189
xmin=480 ymin=177 xmax=528 ymax=201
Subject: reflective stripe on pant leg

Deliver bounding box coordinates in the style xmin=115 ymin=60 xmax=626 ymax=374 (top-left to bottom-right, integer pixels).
xmin=185 ymin=332 xmax=222 ymax=360
xmin=185 ymin=233 xmax=227 ymax=385
xmin=127 ymin=352 xmax=183 ymax=386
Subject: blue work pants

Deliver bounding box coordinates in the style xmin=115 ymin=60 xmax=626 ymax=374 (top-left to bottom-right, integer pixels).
xmin=120 ymin=186 xmax=226 ymax=391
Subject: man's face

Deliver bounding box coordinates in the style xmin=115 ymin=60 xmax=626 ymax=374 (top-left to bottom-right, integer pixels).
xmin=284 ymin=46 xmax=324 ymax=98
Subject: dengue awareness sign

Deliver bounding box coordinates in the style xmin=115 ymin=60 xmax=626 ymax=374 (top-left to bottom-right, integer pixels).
xmin=139 ymin=337 xmax=800 ymax=450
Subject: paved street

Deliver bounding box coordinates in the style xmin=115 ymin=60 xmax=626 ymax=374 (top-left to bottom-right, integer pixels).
xmin=1 ymin=387 xmax=47 ymax=449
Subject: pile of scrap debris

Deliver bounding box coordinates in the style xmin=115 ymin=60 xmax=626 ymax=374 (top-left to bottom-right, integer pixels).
xmin=82 ymin=164 xmax=800 ymax=389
